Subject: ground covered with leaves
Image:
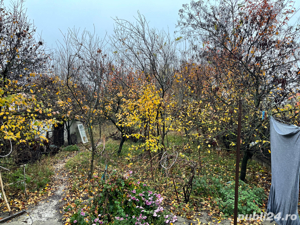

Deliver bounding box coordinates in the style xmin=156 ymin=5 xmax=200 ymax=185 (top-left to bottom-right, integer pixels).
xmin=0 ymin=134 xmax=281 ymax=225
xmin=58 ymin=134 xmax=274 ymax=225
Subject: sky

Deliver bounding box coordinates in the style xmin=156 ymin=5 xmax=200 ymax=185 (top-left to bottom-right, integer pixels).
xmin=3 ymin=0 xmax=300 ymax=52
xmin=4 ymin=0 xmax=187 ymax=50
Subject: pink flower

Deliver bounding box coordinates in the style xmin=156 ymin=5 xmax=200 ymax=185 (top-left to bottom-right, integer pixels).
xmin=132 ymin=189 xmax=136 ymax=193
xmin=73 ymin=220 xmax=77 ymax=223
xmin=80 ymin=211 xmax=85 ymax=216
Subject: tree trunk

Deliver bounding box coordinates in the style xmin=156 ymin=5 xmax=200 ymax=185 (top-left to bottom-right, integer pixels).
xmin=240 ymin=150 xmax=253 ymax=181
xmin=88 ymin=123 xmax=96 ymax=180
xmin=118 ymin=134 xmax=126 ymax=155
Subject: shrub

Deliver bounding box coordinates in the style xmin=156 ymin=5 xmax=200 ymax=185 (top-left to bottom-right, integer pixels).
xmin=65 ymin=170 xmax=178 ymax=224
xmin=193 ymin=175 xmax=223 ymax=198
xmin=217 ymin=180 xmax=266 ymax=216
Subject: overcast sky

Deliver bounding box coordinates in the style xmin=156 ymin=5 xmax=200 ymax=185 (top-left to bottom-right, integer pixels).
xmin=3 ymin=0 xmax=186 ymax=50
xmin=3 ymin=0 xmax=300 ymax=52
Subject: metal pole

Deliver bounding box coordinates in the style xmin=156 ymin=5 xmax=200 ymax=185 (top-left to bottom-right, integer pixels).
xmin=234 ymin=99 xmax=242 ymax=225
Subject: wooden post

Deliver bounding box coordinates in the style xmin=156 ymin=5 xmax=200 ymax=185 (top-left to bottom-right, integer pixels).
xmin=0 ymin=172 xmax=11 ymax=214
xmin=234 ymin=99 xmax=242 ymax=225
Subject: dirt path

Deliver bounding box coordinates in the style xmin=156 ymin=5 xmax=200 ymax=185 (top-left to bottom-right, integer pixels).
xmin=2 ymin=156 xmax=71 ymax=225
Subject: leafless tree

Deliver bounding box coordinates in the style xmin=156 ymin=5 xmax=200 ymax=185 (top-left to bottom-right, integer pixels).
xmin=55 ymin=27 xmax=112 ymax=179
xmin=0 ymin=0 xmax=49 ymax=88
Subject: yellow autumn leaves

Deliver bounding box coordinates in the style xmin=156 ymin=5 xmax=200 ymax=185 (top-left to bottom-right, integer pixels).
xmin=0 ymin=78 xmax=57 ymax=144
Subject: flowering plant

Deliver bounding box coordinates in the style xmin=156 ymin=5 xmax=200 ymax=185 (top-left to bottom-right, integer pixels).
xmin=67 ymin=170 xmax=177 ymax=224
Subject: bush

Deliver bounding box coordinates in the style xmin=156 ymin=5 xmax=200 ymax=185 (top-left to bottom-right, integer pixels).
xmin=217 ymin=180 xmax=266 ymax=216
xmin=65 ymin=170 xmax=178 ymax=224
xmin=193 ymin=175 xmax=223 ymax=198
xmin=63 ymin=145 xmax=79 ymax=152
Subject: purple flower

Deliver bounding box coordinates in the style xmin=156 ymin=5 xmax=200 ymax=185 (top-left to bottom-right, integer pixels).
xmin=115 ymin=217 xmax=120 ymax=220
xmin=80 ymin=211 xmax=85 ymax=216
xmin=137 ymin=181 xmax=140 ymax=184
xmin=98 ymin=214 xmax=101 ymax=217
xmin=99 ymin=221 xmax=103 ymax=224
xmin=143 ymin=184 xmax=146 ymax=186
xmin=146 ymin=200 xmax=152 ymax=205
xmin=139 ymin=193 xmax=144 ymax=196
xmin=164 ymin=215 xmax=168 ymax=219
xmin=129 ymin=170 xmax=133 ymax=174
xmin=153 ymin=212 xmax=157 ymax=217
xmin=94 ymin=218 xmax=99 ymax=222
xmin=172 ymin=215 xmax=178 ymax=222
xmin=73 ymin=220 xmax=77 ymax=223
xmin=132 ymin=189 xmax=136 ymax=193
xmin=165 ymin=220 xmax=169 ymax=223
xmin=148 ymin=191 xmax=152 ymax=195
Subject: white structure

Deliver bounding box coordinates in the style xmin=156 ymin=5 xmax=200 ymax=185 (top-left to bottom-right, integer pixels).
xmin=32 ymin=120 xmax=87 ymax=145
xmin=63 ymin=120 xmax=88 ymax=144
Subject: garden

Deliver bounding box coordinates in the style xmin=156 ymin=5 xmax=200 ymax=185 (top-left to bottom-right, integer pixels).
xmin=1 ymin=0 xmax=300 ymax=224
